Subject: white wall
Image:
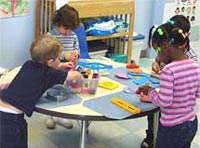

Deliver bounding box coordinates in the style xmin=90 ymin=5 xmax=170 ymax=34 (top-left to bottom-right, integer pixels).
xmin=0 ymin=0 xmax=35 ymax=69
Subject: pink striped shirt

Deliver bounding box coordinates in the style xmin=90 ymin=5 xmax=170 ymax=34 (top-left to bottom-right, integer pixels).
xmin=148 ymin=59 xmax=200 ymax=127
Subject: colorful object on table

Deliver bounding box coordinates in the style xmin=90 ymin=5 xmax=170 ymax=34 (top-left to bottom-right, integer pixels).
xmin=128 ymin=68 xmax=143 ymax=73
xmin=123 ymin=87 xmax=135 ymax=94
xmin=127 ymin=72 xmax=160 ymax=86
xmin=126 ymin=64 xmax=139 ymax=69
xmin=99 ymin=70 xmax=110 ymax=76
xmin=98 ymin=81 xmax=119 ymax=90
xmin=111 ymin=98 xmax=141 ymax=114
xmin=81 ymin=69 xmax=92 ymax=78
xmin=78 ymin=61 xmax=113 ymax=70
xmin=115 ymin=73 xmax=129 ymax=79
xmin=76 ymin=66 xmax=84 ymax=73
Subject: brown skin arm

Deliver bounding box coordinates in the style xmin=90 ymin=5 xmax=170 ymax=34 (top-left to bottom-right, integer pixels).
xmin=138 ymin=85 xmax=152 ymax=103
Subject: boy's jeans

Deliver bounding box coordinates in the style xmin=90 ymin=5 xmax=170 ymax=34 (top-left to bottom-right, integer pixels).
xmin=155 ymin=116 xmax=198 ymax=148
xmin=0 ymin=111 xmax=27 ymax=148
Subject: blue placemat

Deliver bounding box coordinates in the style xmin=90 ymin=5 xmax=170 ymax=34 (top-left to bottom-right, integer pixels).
xmin=107 ymin=67 xmax=159 ymax=88
xmin=83 ymin=91 xmax=157 ymax=119
xmin=36 ymin=93 xmax=82 ymax=109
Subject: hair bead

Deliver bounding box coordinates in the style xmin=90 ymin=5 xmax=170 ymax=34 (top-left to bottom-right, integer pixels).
xmin=169 ymin=38 xmax=174 ymax=45
xmin=167 ymin=19 xmax=175 ymax=25
xmin=155 ymin=47 xmax=161 ymax=53
xmin=157 ymin=28 xmax=164 ymax=36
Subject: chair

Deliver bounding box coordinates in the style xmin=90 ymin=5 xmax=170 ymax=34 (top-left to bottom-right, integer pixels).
xmin=74 ymin=25 xmax=91 ymax=59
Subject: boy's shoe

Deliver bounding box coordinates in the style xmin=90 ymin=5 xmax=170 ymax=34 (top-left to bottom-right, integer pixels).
xmin=56 ymin=118 xmax=73 ymax=129
xmin=140 ymin=138 xmax=153 ymax=148
xmin=46 ymin=117 xmax=56 ymax=129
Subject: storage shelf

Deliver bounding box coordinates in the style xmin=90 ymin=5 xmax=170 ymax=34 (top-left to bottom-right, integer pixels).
xmin=35 ymin=0 xmax=135 ymax=63
xmin=69 ymin=0 xmax=135 ymax=63
xmin=86 ymin=32 xmax=129 ymax=41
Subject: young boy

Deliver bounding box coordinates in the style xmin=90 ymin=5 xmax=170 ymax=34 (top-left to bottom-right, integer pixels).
xmin=0 ymin=35 xmax=83 ymax=148
xmin=46 ymin=4 xmax=81 ymax=129
xmin=140 ymin=25 xmax=200 ymax=148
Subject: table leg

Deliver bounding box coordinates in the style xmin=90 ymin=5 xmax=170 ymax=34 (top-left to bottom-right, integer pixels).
xmin=153 ymin=111 xmax=159 ymax=148
xmin=80 ymin=120 xmax=88 ymax=148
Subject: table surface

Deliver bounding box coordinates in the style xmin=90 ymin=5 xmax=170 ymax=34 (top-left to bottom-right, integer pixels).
xmin=36 ymin=58 xmax=160 ymax=121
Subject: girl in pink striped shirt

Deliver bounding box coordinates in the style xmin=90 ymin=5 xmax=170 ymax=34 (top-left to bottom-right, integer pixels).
xmin=139 ymin=24 xmax=200 ymax=148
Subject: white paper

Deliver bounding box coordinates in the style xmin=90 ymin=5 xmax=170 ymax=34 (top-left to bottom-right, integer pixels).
xmin=56 ymin=0 xmax=68 ymax=10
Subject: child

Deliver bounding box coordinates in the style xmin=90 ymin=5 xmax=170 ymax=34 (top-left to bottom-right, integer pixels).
xmin=0 ymin=35 xmax=83 ymax=148
xmin=139 ymin=25 xmax=200 ymax=148
xmin=46 ymin=4 xmax=81 ymax=129
xmin=141 ymin=15 xmax=198 ymax=148
xmin=48 ymin=4 xmax=80 ymax=66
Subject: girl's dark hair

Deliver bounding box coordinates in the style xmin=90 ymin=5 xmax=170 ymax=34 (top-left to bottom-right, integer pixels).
xmin=148 ymin=15 xmax=190 ymax=49
xmin=170 ymin=15 xmax=190 ymax=49
xmin=52 ymin=4 xmax=80 ymax=30
xmin=152 ymin=23 xmax=187 ymax=48
xmin=170 ymin=15 xmax=190 ymax=33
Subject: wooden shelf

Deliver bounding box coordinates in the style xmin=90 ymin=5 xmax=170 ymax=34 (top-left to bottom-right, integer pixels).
xmin=68 ymin=0 xmax=135 ymax=63
xmin=86 ymin=32 xmax=129 ymax=41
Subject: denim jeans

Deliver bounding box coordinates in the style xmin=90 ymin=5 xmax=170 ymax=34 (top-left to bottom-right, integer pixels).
xmin=155 ymin=116 xmax=198 ymax=148
xmin=0 ymin=111 xmax=27 ymax=148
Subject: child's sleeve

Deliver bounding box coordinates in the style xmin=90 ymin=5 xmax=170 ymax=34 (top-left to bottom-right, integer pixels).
xmin=148 ymin=68 xmax=174 ymax=107
xmin=196 ymin=73 xmax=200 ymax=98
xmin=47 ymin=68 xmax=68 ymax=88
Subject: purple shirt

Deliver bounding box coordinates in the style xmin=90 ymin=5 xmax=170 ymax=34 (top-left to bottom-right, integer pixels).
xmin=148 ymin=59 xmax=200 ymax=126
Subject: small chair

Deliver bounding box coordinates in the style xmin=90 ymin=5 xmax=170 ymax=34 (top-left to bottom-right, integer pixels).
xmin=74 ymin=25 xmax=91 ymax=59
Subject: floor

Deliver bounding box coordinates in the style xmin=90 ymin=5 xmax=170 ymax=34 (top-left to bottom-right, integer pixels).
xmin=28 ymin=58 xmax=200 ymax=148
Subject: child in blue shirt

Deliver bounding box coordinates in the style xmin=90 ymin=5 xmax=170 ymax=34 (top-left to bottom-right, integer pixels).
xmin=0 ymin=35 xmax=83 ymax=148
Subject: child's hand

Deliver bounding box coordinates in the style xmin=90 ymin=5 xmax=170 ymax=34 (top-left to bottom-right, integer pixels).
xmin=66 ymin=71 xmax=83 ymax=81
xmin=58 ymin=62 xmax=75 ymax=71
xmin=65 ymin=50 xmax=79 ymax=61
xmin=140 ymin=92 xmax=152 ymax=103
xmin=152 ymin=61 xmax=161 ymax=74
xmin=138 ymin=85 xmax=152 ymax=95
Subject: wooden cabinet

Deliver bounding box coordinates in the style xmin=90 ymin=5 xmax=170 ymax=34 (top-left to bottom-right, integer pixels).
xmin=35 ymin=0 xmax=135 ymax=63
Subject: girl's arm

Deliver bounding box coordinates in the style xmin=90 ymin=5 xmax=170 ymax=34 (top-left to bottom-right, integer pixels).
xmin=148 ymin=69 xmax=174 ymax=107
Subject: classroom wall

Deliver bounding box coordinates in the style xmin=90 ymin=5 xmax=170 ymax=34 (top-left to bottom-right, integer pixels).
xmin=134 ymin=0 xmax=163 ymax=59
xmin=0 ymin=0 xmax=35 ymax=69
xmin=134 ymin=0 xmax=155 ymax=40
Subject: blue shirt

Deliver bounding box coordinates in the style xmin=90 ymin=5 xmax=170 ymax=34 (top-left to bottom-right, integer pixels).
xmin=1 ymin=61 xmax=68 ymax=117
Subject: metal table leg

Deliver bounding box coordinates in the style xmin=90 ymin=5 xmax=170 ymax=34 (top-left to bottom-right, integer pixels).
xmin=153 ymin=111 xmax=159 ymax=148
xmin=80 ymin=120 xmax=88 ymax=148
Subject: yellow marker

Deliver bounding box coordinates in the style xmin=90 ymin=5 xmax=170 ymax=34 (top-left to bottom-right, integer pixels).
xmin=111 ymin=98 xmax=141 ymax=114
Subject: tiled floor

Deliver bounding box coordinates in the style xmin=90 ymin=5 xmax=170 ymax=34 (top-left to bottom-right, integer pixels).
xmin=28 ymin=58 xmax=200 ymax=148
